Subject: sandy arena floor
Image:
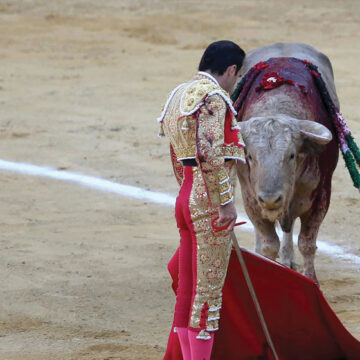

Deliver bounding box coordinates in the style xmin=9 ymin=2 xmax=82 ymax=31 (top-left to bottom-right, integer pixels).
xmin=0 ymin=0 xmax=359 ymax=359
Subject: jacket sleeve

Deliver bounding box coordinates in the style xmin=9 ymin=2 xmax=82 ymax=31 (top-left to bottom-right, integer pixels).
xmin=196 ymin=94 xmax=233 ymax=205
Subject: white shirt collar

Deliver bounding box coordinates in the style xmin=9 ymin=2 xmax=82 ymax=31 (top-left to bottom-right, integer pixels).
xmin=197 ymin=71 xmax=220 ymax=86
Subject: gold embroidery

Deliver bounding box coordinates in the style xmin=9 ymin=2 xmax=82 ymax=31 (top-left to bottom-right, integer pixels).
xmin=188 ymin=163 xmax=237 ymax=330
xmin=223 ymin=144 xmax=244 ymax=159
xmin=196 ymin=329 xmax=212 ymax=340
xmin=219 ymin=181 xmax=231 ymax=195
xmin=181 ymin=80 xmax=219 ymax=114
xmin=206 ymin=320 xmax=219 ymax=331
xmin=160 ymin=73 xmax=244 ymax=167
xmin=219 ymin=191 xmax=233 ymax=206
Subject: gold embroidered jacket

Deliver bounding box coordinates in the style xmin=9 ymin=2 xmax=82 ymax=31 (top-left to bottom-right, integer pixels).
xmin=158 ymin=72 xmax=244 ymax=205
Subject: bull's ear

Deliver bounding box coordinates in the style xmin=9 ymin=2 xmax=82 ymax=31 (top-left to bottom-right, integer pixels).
xmin=237 ymin=121 xmax=246 ymax=133
xmin=238 ymin=120 xmax=251 ymax=138
xmin=298 ymin=120 xmax=332 ymax=144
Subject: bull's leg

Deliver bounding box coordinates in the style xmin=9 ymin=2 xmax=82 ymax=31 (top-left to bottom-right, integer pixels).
xmin=253 ymin=220 xmax=280 ymax=260
xmin=255 ymin=230 xmax=262 ymax=254
xmin=298 ymin=221 xmax=319 ymax=282
xmin=237 ymin=163 xmax=280 ymax=260
xmin=241 ymin=194 xmax=280 ymax=259
xmin=298 ymin=188 xmax=329 ymax=282
xmin=279 ymin=222 xmax=296 ymax=269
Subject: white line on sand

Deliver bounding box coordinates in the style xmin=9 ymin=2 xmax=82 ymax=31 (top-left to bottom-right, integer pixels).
xmin=0 ymin=158 xmax=359 ymax=266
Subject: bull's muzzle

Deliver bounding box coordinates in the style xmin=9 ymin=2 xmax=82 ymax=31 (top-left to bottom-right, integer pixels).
xmin=258 ymin=192 xmax=283 ymax=210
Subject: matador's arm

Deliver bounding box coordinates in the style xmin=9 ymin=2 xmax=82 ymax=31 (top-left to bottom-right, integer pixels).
xmin=196 ymin=95 xmax=233 ymax=205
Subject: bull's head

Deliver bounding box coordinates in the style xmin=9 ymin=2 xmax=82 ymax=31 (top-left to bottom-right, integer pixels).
xmin=238 ymin=115 xmax=332 ymax=225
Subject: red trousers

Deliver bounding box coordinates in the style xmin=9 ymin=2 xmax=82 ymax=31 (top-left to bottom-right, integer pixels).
xmin=174 ymin=166 xmax=197 ymax=328
xmin=173 ymin=164 xmax=235 ymax=335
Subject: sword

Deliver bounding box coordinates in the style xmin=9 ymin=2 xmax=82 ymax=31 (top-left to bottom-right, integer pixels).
xmin=230 ymin=231 xmax=279 ymax=360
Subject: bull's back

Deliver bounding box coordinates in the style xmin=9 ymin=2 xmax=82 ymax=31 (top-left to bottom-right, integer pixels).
xmin=241 ymin=43 xmax=339 ymax=108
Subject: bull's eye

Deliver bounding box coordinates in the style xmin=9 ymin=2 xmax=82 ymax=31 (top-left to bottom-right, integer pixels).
xmin=247 ymin=154 xmax=253 ymax=161
xmin=290 ymin=153 xmax=295 ymax=160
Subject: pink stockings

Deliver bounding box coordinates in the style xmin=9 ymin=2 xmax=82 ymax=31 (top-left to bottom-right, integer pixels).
xmin=177 ymin=327 xmax=215 ymax=360
xmin=177 ymin=328 xmax=191 ymax=360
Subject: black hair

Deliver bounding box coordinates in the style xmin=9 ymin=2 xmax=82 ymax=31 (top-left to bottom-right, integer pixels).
xmin=198 ymin=40 xmax=245 ymax=75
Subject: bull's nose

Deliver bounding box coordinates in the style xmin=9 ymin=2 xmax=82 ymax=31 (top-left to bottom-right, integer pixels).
xmin=258 ymin=193 xmax=283 ymax=210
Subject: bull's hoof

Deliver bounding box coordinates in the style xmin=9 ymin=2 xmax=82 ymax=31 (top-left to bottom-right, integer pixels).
xmin=281 ymin=260 xmax=297 ymax=271
xmin=303 ymin=270 xmax=318 ymax=283
xmin=261 ymin=246 xmax=279 ymax=261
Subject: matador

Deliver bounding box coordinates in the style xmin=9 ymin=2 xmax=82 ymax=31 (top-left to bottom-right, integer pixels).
xmin=158 ymin=41 xmax=246 ymax=360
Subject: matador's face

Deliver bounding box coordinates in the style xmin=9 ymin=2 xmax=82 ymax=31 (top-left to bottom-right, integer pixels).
xmin=219 ymin=65 xmax=241 ymax=93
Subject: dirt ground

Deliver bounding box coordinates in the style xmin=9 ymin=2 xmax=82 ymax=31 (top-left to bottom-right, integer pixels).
xmin=0 ymin=0 xmax=359 ymax=359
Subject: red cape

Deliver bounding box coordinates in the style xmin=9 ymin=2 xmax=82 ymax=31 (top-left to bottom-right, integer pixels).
xmin=163 ymin=248 xmax=360 ymax=360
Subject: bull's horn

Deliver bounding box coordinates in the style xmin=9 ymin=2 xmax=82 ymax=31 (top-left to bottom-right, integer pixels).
xmin=298 ymin=120 xmax=333 ymax=144
xmin=237 ymin=119 xmax=254 ymax=135
xmin=237 ymin=121 xmax=246 ymax=132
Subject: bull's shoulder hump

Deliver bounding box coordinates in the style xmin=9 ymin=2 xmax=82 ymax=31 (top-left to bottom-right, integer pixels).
xmin=241 ymin=42 xmax=334 ymax=76
xmin=246 ymin=42 xmax=324 ymax=59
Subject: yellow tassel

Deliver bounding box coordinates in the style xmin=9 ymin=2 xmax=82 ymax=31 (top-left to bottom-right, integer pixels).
xmin=158 ymin=122 xmax=165 ymax=138
xmin=181 ymin=118 xmax=190 ymax=130
xmin=196 ymin=329 xmax=212 ymax=340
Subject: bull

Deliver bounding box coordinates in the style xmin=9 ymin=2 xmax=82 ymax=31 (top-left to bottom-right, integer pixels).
xmin=235 ymin=43 xmax=340 ymax=282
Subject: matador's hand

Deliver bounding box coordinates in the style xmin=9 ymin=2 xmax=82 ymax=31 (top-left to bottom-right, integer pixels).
xmin=217 ymin=202 xmax=237 ymax=232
